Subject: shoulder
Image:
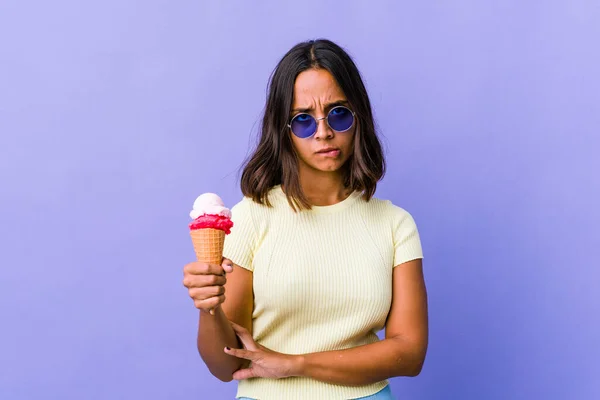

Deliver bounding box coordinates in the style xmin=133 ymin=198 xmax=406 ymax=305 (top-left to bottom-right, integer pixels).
xmin=229 ymin=186 xmax=287 ymax=233
xmin=231 ymin=196 xmax=255 ymax=212
xmin=385 ymin=200 xmax=417 ymax=225
xmin=357 ymin=195 xmax=417 ymax=224
xmin=368 ymin=197 xmax=423 ymax=262
xmin=360 ymin=196 xmax=420 ymax=243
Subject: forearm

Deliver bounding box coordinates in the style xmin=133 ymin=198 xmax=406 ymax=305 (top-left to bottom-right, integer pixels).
xmin=297 ymin=337 xmax=426 ymax=386
xmin=197 ymin=307 xmax=246 ymax=381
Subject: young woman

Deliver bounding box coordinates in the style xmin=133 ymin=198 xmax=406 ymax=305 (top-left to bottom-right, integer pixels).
xmin=183 ymin=39 xmax=428 ymax=400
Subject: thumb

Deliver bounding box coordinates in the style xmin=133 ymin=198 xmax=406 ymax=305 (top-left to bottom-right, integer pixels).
xmin=222 ymin=259 xmax=234 ymax=274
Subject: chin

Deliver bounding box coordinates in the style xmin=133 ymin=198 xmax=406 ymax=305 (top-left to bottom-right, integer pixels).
xmin=313 ymin=160 xmax=347 ymax=173
xmin=299 ymin=154 xmax=351 ymax=174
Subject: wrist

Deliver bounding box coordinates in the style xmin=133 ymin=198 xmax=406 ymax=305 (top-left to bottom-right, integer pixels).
xmin=290 ymin=354 xmax=306 ymax=377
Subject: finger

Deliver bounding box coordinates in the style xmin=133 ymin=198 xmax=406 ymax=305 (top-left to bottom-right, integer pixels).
xmin=221 ymin=258 xmax=234 ymax=274
xmin=189 ymin=285 xmax=225 ymax=301
xmin=184 ymin=262 xmax=227 ymax=276
xmin=232 ymin=368 xmax=257 ymax=380
xmin=205 ymin=304 xmax=221 ymax=316
xmin=257 ymin=343 xmax=271 ymax=353
xmin=229 ymin=320 xmax=245 ymax=332
xmin=194 ymin=295 xmax=225 ymax=311
xmin=224 ymin=346 xmax=257 ymax=361
xmin=183 ymin=274 xmax=226 ymax=289
xmin=229 ymin=321 xmax=258 ymax=351
xmin=229 ymin=321 xmax=252 ymax=337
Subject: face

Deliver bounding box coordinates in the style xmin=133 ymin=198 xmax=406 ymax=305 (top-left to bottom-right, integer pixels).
xmin=289 ymin=68 xmax=355 ymax=174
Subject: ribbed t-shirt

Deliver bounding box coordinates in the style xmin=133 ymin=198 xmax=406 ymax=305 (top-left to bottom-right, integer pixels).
xmin=223 ymin=185 xmax=423 ymax=400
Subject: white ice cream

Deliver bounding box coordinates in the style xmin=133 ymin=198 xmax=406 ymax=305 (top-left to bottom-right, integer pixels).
xmin=190 ymin=193 xmax=232 ymax=220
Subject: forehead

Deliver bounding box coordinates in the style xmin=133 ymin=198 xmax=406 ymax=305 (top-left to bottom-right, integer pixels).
xmin=293 ymin=69 xmax=345 ymax=106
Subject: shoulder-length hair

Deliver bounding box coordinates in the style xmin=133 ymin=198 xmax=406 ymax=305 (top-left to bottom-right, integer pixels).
xmin=240 ymin=39 xmax=385 ymax=211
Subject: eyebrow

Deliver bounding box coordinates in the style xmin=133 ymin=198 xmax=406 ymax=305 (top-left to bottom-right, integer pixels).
xmin=292 ymin=100 xmax=349 ymax=114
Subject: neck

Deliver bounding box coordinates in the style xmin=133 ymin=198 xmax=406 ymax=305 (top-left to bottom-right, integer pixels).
xmin=297 ymin=167 xmax=350 ymax=206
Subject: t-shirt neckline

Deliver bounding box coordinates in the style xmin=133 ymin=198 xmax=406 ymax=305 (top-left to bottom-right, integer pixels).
xmin=273 ymin=185 xmax=361 ymax=214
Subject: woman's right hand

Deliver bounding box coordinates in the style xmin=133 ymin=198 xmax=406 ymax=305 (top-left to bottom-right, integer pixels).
xmin=183 ymin=259 xmax=234 ymax=315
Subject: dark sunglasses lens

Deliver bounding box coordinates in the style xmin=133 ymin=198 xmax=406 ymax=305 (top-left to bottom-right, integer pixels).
xmin=290 ymin=114 xmax=316 ymax=138
xmin=328 ymin=107 xmax=354 ymax=132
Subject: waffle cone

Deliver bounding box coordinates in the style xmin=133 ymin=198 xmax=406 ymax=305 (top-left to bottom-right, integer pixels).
xmin=190 ymin=228 xmax=225 ymax=265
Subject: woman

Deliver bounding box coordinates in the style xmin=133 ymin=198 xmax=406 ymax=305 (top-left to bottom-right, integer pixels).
xmin=183 ymin=39 xmax=428 ymax=400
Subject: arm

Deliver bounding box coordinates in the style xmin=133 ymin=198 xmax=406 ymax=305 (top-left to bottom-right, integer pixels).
xmin=227 ymin=259 xmax=428 ymax=386
xmin=197 ymin=262 xmax=253 ymax=382
xmin=296 ymin=258 xmax=428 ymax=386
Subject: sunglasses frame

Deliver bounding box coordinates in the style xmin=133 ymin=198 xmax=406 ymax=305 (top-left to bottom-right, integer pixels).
xmin=287 ymin=105 xmax=356 ymax=139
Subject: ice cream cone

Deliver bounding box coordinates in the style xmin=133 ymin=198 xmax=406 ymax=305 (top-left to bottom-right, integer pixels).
xmin=188 ymin=193 xmax=233 ymax=316
xmin=190 ymin=228 xmax=225 ymax=265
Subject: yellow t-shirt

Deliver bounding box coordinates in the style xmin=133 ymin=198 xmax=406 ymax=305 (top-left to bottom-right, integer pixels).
xmin=223 ymin=185 xmax=423 ymax=400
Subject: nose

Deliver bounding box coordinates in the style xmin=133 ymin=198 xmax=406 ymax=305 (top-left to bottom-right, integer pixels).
xmin=313 ymin=115 xmax=333 ymax=140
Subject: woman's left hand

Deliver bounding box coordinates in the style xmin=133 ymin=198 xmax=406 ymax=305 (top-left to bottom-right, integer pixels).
xmin=224 ymin=321 xmax=303 ymax=380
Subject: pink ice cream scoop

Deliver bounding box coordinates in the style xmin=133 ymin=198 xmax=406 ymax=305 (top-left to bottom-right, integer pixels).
xmin=189 ymin=193 xmax=233 ymax=234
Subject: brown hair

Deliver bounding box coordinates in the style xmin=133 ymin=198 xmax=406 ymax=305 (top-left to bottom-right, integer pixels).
xmin=240 ymin=39 xmax=385 ymax=211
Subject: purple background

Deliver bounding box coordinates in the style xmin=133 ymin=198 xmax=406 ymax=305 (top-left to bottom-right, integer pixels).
xmin=1 ymin=1 xmax=599 ymax=399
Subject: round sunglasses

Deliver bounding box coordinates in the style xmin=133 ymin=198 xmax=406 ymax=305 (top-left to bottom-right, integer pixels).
xmin=288 ymin=106 xmax=355 ymax=139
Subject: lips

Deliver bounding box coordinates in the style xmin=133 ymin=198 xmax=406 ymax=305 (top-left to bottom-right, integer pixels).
xmin=315 ymin=147 xmax=341 ymax=157
xmin=316 ymin=147 xmax=340 ymax=154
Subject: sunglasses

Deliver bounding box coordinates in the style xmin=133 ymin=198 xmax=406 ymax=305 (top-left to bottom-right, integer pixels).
xmin=288 ymin=106 xmax=355 ymax=139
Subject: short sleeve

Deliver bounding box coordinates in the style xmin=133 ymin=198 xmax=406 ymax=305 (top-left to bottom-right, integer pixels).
xmin=223 ymin=197 xmax=257 ymax=272
xmin=391 ymin=205 xmax=424 ymax=267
